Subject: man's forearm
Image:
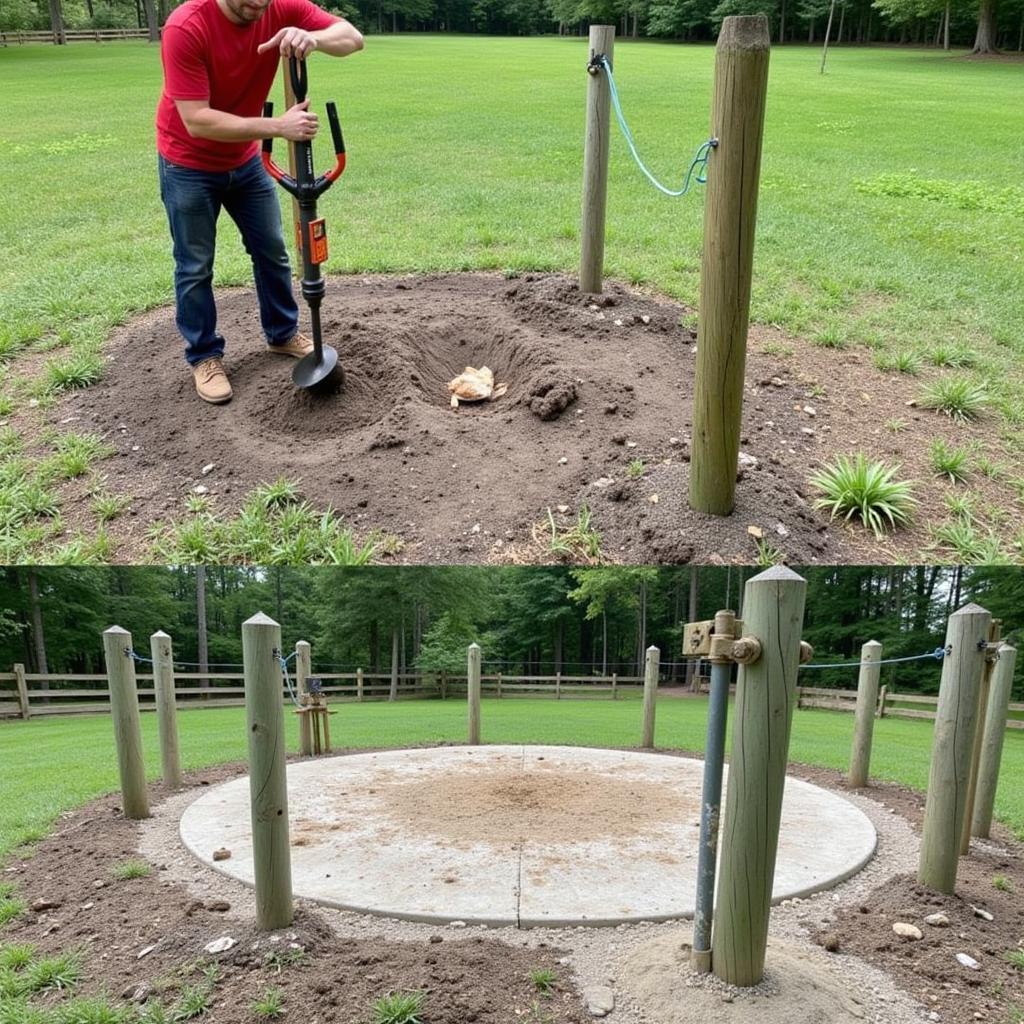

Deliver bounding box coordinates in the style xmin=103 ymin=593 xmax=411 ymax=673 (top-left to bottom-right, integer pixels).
xmin=183 ymin=108 xmax=282 ymax=143
xmin=311 ymin=20 xmax=364 ymax=56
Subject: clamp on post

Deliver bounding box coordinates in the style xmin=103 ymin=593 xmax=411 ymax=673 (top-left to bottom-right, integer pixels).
xmin=587 ymin=52 xmax=607 ymax=75
xmin=684 ymin=611 xmax=762 ymax=666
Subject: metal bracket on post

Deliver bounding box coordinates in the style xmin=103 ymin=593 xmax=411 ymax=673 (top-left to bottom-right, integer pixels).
xmin=683 ymin=613 xmax=761 ymax=668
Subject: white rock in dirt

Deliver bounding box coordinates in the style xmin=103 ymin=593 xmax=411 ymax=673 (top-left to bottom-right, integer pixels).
xmin=193 ymin=485 xmax=209 ymax=495
xmin=137 ymin=945 xmax=156 ymax=959
xmin=556 ymin=505 xmax=570 ymax=513
xmin=955 ymin=953 xmax=981 ymax=971
xmin=775 ymin=522 xmax=790 ymax=538
xmin=201 ymin=463 xmax=215 ymax=476
xmin=449 ymin=920 xmax=467 ymax=928
xmin=928 ymin=1013 xmax=941 ymax=1022
xmin=592 ymin=476 xmax=615 ymax=488
xmin=893 ymin=923 xmax=923 ymax=940
xmin=738 ymin=451 xmax=759 ymax=469
xmin=924 ymin=913 xmax=950 ymax=928
xmin=584 ymin=985 xmax=615 ymax=1017
xmin=559 ymin=457 xmax=568 ymax=465
xmin=204 ymin=936 xmax=236 ymax=954
xmin=972 ymin=907 xmax=993 ymax=921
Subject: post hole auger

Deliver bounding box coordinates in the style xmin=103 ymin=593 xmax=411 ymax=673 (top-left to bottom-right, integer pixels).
xmin=262 ymin=55 xmax=347 ymax=391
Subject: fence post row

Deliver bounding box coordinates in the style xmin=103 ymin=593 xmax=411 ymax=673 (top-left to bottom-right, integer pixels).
xmin=151 ymin=630 xmax=183 ymax=791
xmin=689 ymin=15 xmax=771 ymax=517
xmin=848 ymin=640 xmax=882 ymax=788
xmin=917 ymin=603 xmax=992 ymax=895
xmin=242 ymin=612 xmax=293 ymax=931
xmin=102 ymin=626 xmax=150 ymax=820
xmin=712 ymin=567 xmax=807 ymax=987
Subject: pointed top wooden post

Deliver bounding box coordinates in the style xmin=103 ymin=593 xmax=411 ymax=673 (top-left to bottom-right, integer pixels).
xmin=972 ymin=643 xmax=1018 ymax=839
xmin=242 ymin=612 xmax=293 ymax=930
xmin=150 ymin=630 xmax=183 ymax=791
xmin=295 ymin=640 xmax=313 ymax=757
xmin=467 ymin=643 xmax=482 ymax=745
xmin=712 ymin=565 xmax=806 ymax=987
xmin=918 ymin=602 xmax=992 ymax=894
xmin=102 ymin=626 xmax=150 ymax=820
xmin=641 ymin=646 xmax=660 ymax=748
xmin=848 ymin=640 xmax=882 ymax=788
xmin=689 ymin=15 xmax=771 ymax=516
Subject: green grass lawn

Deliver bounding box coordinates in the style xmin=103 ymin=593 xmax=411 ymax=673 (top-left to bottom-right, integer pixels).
xmin=0 ymin=40 xmax=1023 ymax=560
xmin=1 ymin=697 xmax=1022 ymax=861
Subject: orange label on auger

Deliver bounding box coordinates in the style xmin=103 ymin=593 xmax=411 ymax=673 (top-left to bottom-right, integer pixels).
xmin=308 ymin=219 xmax=328 ymax=265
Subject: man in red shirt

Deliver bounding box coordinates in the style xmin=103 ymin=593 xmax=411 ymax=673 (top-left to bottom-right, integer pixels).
xmin=157 ymin=0 xmax=363 ymax=403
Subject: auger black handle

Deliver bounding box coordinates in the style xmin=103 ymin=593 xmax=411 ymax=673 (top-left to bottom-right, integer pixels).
xmin=289 ymin=55 xmax=308 ymax=104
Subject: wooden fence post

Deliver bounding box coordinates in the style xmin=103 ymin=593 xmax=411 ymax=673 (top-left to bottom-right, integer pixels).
xmin=13 ymin=663 xmax=29 ymax=720
xmin=440 ymin=670 xmax=447 ymax=700
xmin=150 ymin=631 xmax=183 ymax=791
xmin=357 ymin=667 xmax=364 ymax=702
xmin=467 ymin=644 xmax=482 ymax=745
xmin=689 ymin=15 xmax=771 ymax=516
xmin=556 ymin=671 xmax=562 ymax=699
xmin=712 ymin=567 xmax=807 ymax=987
xmin=102 ymin=626 xmax=150 ymax=820
xmin=242 ymin=612 xmax=293 ymax=930
xmin=972 ymin=643 xmax=1018 ymax=839
xmin=961 ymin=620 xmax=1000 ymax=852
xmin=497 ymin=671 xmax=503 ymax=699
xmin=611 ymin=672 xmax=618 ymax=700
xmin=641 ymin=646 xmax=659 ymax=748
xmin=580 ymin=24 xmax=615 ymax=294
xmin=918 ymin=603 xmax=992 ymax=894
xmin=848 ymin=640 xmax=882 ymax=788
xmin=295 ymin=640 xmax=313 ymax=757
xmin=876 ymin=684 xmax=888 ymax=718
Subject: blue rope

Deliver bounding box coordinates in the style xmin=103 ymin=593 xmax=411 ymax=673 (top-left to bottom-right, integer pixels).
xmin=801 ymin=647 xmax=949 ymax=670
xmin=596 ymin=54 xmax=716 ymax=198
xmin=128 ymin=650 xmax=243 ymax=669
xmin=278 ymin=655 xmax=302 ymax=708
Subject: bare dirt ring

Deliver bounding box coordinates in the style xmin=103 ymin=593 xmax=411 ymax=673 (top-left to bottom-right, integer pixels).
xmin=57 ymin=272 xmax=868 ymax=564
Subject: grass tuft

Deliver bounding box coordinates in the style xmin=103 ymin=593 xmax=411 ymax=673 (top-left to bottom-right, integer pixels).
xmin=529 ymin=968 xmax=557 ymax=995
xmin=929 ymin=439 xmax=970 ymax=483
xmin=372 ymin=991 xmax=424 ymax=1024
xmin=112 ymin=859 xmax=151 ymax=881
xmin=809 ymin=454 xmax=916 ymax=539
xmin=251 ymin=988 xmax=285 ymax=1020
xmin=919 ymin=378 xmax=987 ymax=422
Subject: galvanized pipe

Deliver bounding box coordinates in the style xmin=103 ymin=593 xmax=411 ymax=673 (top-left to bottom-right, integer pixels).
xmin=691 ymin=612 xmax=735 ymax=974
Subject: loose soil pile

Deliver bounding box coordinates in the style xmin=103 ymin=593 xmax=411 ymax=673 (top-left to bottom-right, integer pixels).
xmin=58 ymin=273 xmax=866 ymax=564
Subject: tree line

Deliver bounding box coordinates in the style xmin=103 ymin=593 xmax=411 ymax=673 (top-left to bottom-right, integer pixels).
xmin=1 ymin=565 xmax=1020 ymax=697
xmin=4 ymin=0 xmax=1021 ymax=57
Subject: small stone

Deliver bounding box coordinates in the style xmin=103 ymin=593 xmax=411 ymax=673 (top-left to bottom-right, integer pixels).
xmin=803 ymin=406 xmax=817 ymax=417
xmin=641 ymin=315 xmax=651 ymax=325
xmin=738 ymin=451 xmax=759 ymax=469
xmin=584 ymin=986 xmax=615 ymax=1017
xmin=626 ymin=441 xmax=638 ymax=449
xmin=928 ymin=1014 xmax=941 ymax=1022
xmin=556 ymin=505 xmax=570 ymax=513
xmin=669 ymin=436 xmax=681 ymax=446
xmin=131 ymin=445 xmax=140 ymax=452
xmin=775 ymin=523 xmax=790 ymax=538
xmin=207 ymin=901 xmax=231 ymax=913
xmin=92 ymin=880 xmax=106 ymax=890
xmin=30 ymin=898 xmax=63 ymax=912
xmin=613 ymin=318 xmax=624 ymax=327
xmin=449 ymin=920 xmax=467 ymax=928
xmin=893 ymin=922 xmax=923 ymax=940
xmin=770 ymin=377 xmax=785 ymax=387
xmin=122 ymin=982 xmax=152 ymax=1003
xmin=721 ymin=993 xmax=735 ymax=1003
xmin=801 ymin=427 xmax=816 ymax=436
xmin=201 ymin=463 xmax=215 ymax=476
xmin=747 ymin=525 xmax=764 ymax=540
xmin=648 ymin=494 xmax=659 ymax=504
xmin=592 ymin=476 xmax=615 ymax=488
xmin=604 ymin=403 xmax=619 ymax=415
xmin=429 ymin=935 xmax=443 ymax=944
xmin=956 ymin=953 xmax=981 ymax=971
xmin=137 ymin=945 xmax=156 ymax=959
xmin=471 ymin=523 xmax=481 ymax=534
xmin=559 ymin=457 xmax=568 ymax=465
xmin=204 ymin=936 xmax=237 ymax=954
xmin=193 ymin=485 xmax=209 ymax=495
xmin=972 ymin=907 xmax=993 ymax=922
xmin=212 ymin=848 xmax=231 ymax=862
xmin=80 ymin=902 xmax=94 ymax=911
xmin=822 ymin=933 xmax=841 ymax=953
xmin=925 ymin=913 xmax=950 ymax=927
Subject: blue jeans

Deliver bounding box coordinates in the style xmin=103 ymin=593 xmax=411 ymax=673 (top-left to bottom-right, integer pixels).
xmin=158 ymin=154 xmax=299 ymax=366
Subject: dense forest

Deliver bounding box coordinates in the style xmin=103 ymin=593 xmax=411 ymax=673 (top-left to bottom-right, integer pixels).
xmin=3 ymin=0 xmax=1022 ymax=57
xmin=0 ymin=566 xmax=1021 ymax=696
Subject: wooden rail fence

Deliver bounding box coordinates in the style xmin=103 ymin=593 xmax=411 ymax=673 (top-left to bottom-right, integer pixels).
xmin=0 ymin=28 xmax=154 ymax=44
xmin=0 ymin=667 xmax=644 ymax=720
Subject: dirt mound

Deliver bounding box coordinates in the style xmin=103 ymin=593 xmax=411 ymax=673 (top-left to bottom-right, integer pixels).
xmin=57 ymin=272 xmax=861 ymax=563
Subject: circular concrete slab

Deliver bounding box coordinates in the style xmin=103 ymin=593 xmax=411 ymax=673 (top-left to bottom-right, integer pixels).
xmin=180 ymin=746 xmax=876 ymax=928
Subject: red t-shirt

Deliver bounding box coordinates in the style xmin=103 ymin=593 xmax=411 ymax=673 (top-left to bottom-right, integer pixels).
xmin=156 ymin=0 xmax=339 ymax=172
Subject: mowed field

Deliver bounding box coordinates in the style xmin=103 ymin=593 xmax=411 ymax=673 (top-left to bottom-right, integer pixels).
xmin=0 ymin=39 xmax=1022 ymax=561
xmin=1 ymin=697 xmax=1023 ymax=860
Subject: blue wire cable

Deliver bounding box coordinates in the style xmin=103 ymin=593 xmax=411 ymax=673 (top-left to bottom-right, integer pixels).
xmin=801 ymin=647 xmax=949 ymax=670
xmin=597 ymin=54 xmax=716 ymax=198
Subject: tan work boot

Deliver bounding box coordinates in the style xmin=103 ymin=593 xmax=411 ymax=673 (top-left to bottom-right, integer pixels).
xmin=193 ymin=357 xmax=232 ymax=404
xmin=268 ymin=332 xmax=314 ymax=359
